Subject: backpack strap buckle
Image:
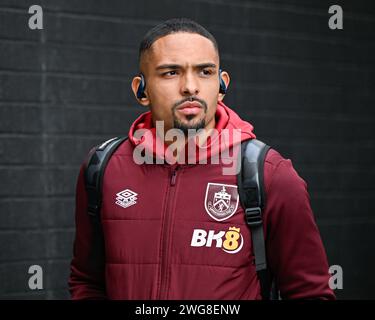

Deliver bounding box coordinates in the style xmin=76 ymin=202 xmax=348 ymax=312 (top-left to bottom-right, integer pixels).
xmin=245 ymin=207 xmax=262 ymax=227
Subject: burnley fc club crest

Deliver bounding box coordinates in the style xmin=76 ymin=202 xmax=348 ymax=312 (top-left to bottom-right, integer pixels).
xmin=204 ymin=183 xmax=239 ymax=221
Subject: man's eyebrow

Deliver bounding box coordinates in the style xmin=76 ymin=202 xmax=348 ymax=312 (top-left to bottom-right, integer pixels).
xmin=155 ymin=64 xmax=181 ymax=70
xmin=155 ymin=63 xmax=217 ymax=71
xmin=195 ymin=63 xmax=217 ymax=69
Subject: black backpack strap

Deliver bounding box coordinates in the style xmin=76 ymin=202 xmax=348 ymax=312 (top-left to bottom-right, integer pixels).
xmin=237 ymin=138 xmax=272 ymax=300
xmin=84 ymin=136 xmax=128 ymax=218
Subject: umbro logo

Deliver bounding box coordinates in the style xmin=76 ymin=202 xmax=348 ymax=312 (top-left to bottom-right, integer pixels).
xmin=115 ymin=189 xmax=138 ymax=209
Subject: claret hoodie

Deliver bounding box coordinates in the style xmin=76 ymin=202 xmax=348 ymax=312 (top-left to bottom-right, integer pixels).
xmin=69 ymin=101 xmax=335 ymax=300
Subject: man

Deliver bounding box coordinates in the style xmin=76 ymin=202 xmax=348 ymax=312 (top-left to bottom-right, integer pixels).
xmin=69 ymin=18 xmax=335 ymax=300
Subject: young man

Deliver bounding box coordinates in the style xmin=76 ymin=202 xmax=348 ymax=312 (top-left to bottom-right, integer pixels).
xmin=69 ymin=18 xmax=335 ymax=300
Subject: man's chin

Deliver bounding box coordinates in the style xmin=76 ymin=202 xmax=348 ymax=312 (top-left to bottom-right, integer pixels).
xmin=173 ymin=117 xmax=206 ymax=135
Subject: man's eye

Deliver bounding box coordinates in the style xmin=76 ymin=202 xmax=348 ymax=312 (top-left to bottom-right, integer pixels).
xmin=201 ymin=69 xmax=213 ymax=76
xmin=164 ymin=70 xmax=177 ymax=76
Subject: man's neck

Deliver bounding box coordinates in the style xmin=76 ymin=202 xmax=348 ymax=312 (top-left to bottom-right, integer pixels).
xmin=157 ymin=118 xmax=216 ymax=160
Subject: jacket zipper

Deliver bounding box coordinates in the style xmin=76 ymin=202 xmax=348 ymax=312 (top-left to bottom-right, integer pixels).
xmin=157 ymin=166 xmax=179 ymax=299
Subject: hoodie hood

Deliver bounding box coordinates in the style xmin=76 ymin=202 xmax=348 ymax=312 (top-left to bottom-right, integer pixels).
xmin=128 ymin=101 xmax=256 ymax=164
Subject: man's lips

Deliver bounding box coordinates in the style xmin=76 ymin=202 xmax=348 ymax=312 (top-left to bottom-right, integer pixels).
xmin=176 ymin=101 xmax=203 ymax=115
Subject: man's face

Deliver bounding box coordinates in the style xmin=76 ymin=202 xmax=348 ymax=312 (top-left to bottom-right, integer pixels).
xmin=133 ymin=32 xmax=228 ymax=134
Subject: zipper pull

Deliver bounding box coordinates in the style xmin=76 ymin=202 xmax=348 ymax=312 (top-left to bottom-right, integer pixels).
xmin=170 ymin=169 xmax=177 ymax=186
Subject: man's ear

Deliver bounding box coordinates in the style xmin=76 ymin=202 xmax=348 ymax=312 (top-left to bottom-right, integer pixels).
xmin=218 ymin=71 xmax=230 ymax=102
xmin=131 ymin=76 xmax=150 ymax=106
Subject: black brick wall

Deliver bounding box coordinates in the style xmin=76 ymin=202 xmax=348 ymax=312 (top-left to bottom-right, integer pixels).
xmin=0 ymin=0 xmax=374 ymax=299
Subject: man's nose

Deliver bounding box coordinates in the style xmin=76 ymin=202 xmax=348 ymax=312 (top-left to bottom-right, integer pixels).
xmin=181 ymin=73 xmax=199 ymax=96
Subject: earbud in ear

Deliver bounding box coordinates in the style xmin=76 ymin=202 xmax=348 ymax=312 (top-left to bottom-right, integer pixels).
xmin=219 ymin=69 xmax=227 ymax=94
xmin=136 ymin=73 xmax=147 ymax=99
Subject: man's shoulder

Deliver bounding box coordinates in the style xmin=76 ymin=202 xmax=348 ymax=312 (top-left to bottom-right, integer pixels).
xmin=79 ymin=136 xmax=132 ymax=174
xmin=264 ymin=147 xmax=286 ymax=169
xmin=263 ymin=146 xmax=307 ymax=193
xmin=86 ymin=136 xmax=132 ymax=159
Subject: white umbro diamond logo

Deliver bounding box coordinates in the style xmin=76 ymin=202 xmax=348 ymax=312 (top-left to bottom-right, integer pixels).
xmin=115 ymin=189 xmax=138 ymax=209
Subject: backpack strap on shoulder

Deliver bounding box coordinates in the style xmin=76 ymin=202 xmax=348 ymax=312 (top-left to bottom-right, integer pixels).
xmin=237 ymin=138 xmax=272 ymax=299
xmin=84 ymin=136 xmax=128 ymax=218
